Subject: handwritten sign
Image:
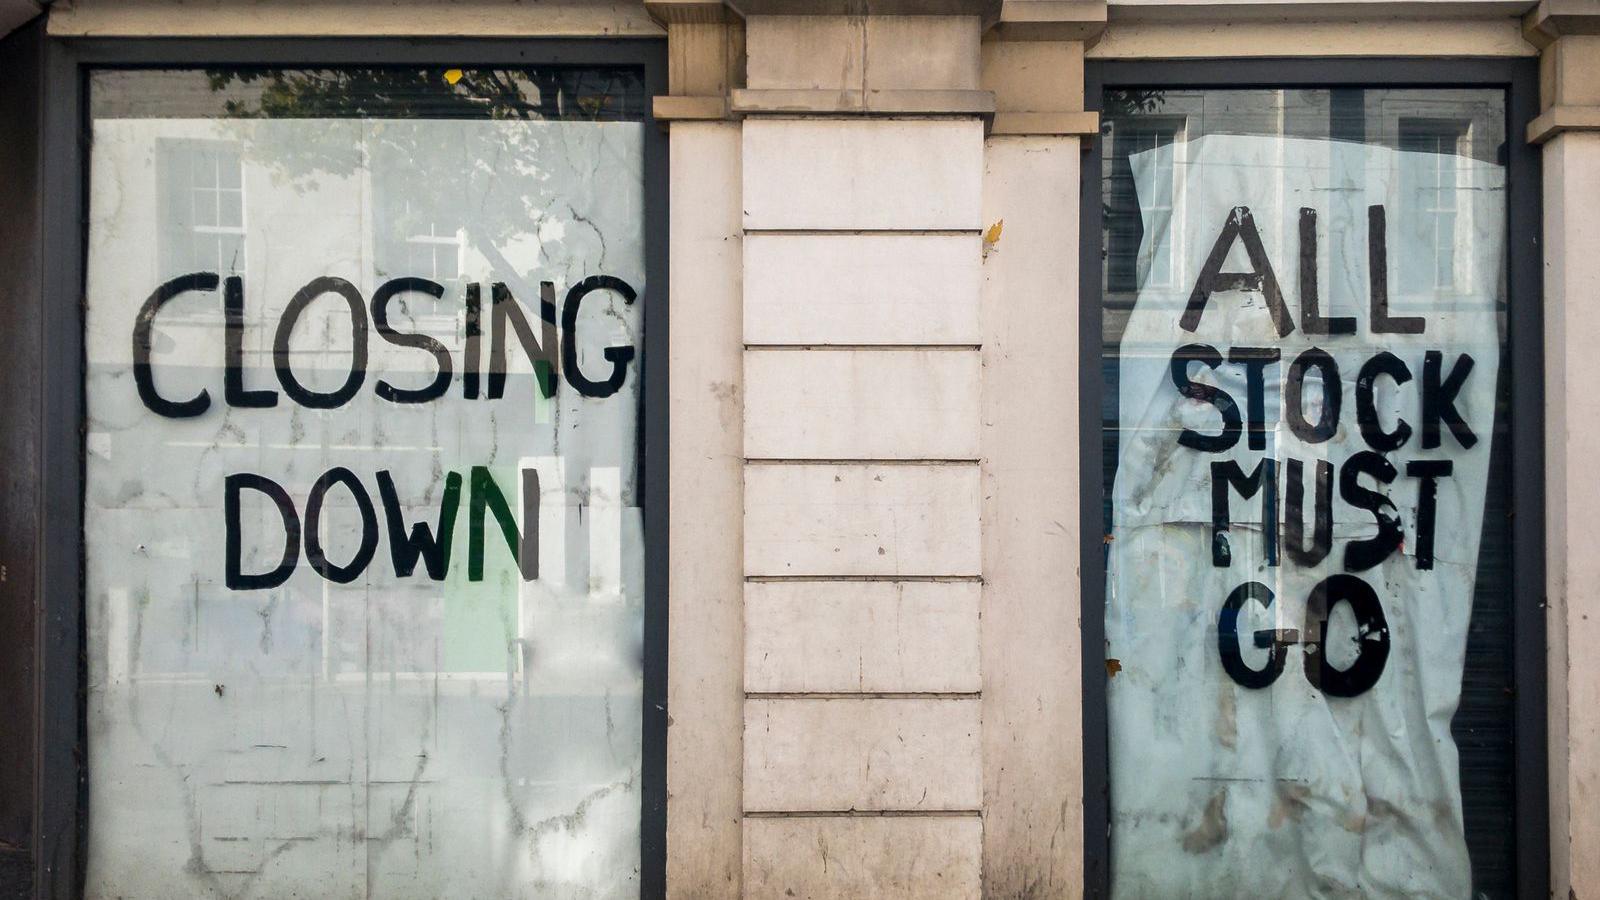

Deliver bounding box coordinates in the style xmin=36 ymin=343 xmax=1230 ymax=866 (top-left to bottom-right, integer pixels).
xmin=84 ymin=114 xmax=647 ymax=896
xmin=1107 ymin=134 xmax=1504 ymax=896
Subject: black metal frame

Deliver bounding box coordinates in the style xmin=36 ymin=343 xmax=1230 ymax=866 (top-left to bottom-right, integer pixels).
xmin=1079 ymin=57 xmax=1545 ymax=899
xmin=38 ymin=36 xmax=669 ymax=900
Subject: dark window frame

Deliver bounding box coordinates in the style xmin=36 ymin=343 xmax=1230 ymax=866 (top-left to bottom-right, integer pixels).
xmin=1078 ymin=56 xmax=1545 ymax=900
xmin=37 ymin=36 xmax=669 ymax=900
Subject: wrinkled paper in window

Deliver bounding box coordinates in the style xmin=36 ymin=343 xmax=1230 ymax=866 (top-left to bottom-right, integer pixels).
xmin=1107 ymin=133 xmax=1504 ymax=897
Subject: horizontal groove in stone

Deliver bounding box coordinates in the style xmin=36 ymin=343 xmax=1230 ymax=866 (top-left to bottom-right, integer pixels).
xmin=744 ymin=809 xmax=983 ymax=819
xmin=744 ymin=458 xmax=980 ymax=465
xmin=741 ymin=114 xmax=991 ymax=124
xmin=742 ymin=227 xmax=982 ymax=236
xmin=745 ymin=574 xmax=984 ymax=583
xmin=747 ymin=692 xmax=982 ymax=700
xmin=731 ymin=88 xmax=996 ymax=116
xmin=743 ymin=343 xmax=982 ymax=352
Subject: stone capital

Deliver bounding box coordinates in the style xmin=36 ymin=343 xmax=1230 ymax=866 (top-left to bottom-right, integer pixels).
xmin=1524 ymin=0 xmax=1600 ymax=142
xmin=976 ymin=2 xmax=1103 ymax=136
xmin=1524 ymin=0 xmax=1600 ymax=48
xmin=986 ymin=0 xmax=1107 ymax=43
xmin=650 ymin=0 xmax=1112 ymax=126
xmin=645 ymin=0 xmax=738 ymax=25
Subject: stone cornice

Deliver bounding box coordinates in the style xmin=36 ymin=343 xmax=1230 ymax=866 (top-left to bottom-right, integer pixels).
xmin=1528 ymin=103 xmax=1600 ymax=143
xmin=650 ymin=0 xmax=1115 ymax=125
xmin=651 ymin=0 xmax=1109 ymax=40
xmin=645 ymin=0 xmax=738 ymax=25
xmin=1521 ymin=0 xmax=1600 ymax=141
xmin=989 ymin=110 xmax=1099 ymax=134
xmin=725 ymin=0 xmax=1000 ymax=19
xmin=1524 ymin=0 xmax=1600 ymax=47
xmin=988 ymin=0 xmax=1107 ymax=42
xmin=1110 ymin=0 xmax=1531 ymax=23
xmin=730 ymin=87 xmax=997 ymax=115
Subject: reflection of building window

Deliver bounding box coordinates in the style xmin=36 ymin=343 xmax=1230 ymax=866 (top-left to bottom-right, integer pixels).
xmin=376 ymin=193 xmax=464 ymax=283
xmin=1108 ymin=120 xmax=1183 ymax=293
xmin=1399 ymin=118 xmax=1469 ymax=295
xmin=158 ymin=139 xmax=246 ymax=277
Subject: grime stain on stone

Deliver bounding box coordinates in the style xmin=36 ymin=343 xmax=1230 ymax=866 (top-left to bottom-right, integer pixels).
xmin=1181 ymin=788 xmax=1229 ymax=853
xmin=708 ymin=380 xmax=740 ymax=429
xmin=1105 ymin=658 xmax=1123 ymax=678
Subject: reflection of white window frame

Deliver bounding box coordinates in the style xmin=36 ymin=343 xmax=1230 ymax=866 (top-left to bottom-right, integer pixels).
xmin=1110 ymin=117 xmax=1190 ymax=293
xmin=1378 ymin=95 xmax=1505 ymax=314
xmin=157 ymin=138 xmax=247 ymax=279
xmin=373 ymin=179 xmax=467 ymax=285
xmin=398 ymin=210 xmax=467 ymax=284
xmin=1134 ymin=128 xmax=1178 ymax=288
xmin=1397 ymin=117 xmax=1472 ymax=298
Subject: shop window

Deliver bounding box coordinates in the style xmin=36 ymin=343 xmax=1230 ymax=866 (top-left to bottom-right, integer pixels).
xmin=1095 ymin=82 xmax=1528 ymax=899
xmin=82 ymin=63 xmax=657 ymax=898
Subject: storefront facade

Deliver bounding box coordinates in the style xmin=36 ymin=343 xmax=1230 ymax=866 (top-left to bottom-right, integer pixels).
xmin=0 ymin=0 xmax=1593 ymax=897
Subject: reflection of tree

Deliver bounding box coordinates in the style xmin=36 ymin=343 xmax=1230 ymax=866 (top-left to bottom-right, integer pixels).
xmin=202 ymin=67 xmax=645 ymax=325
xmin=1104 ymin=89 xmax=1167 ymax=122
xmin=207 ymin=68 xmax=644 ymax=124
xmin=1102 ymin=89 xmax=1169 ymax=221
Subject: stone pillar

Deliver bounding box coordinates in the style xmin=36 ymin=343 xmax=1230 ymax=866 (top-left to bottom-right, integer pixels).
xmin=649 ymin=3 xmax=746 ymax=897
xmin=732 ymin=4 xmax=990 ymax=896
xmin=978 ymin=3 xmax=1103 ymax=895
xmin=1526 ymin=1 xmax=1600 ymax=896
xmin=656 ymin=2 xmax=1107 ymax=893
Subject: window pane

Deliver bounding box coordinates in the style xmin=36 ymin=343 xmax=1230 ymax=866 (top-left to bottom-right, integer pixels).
xmin=1100 ymin=88 xmax=1513 ymax=898
xmin=85 ymin=68 xmax=649 ymax=898
xmin=217 ymin=188 xmax=242 ymax=229
xmin=191 ymin=186 xmax=217 ymax=227
xmin=216 ymin=232 xmax=245 ymax=275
